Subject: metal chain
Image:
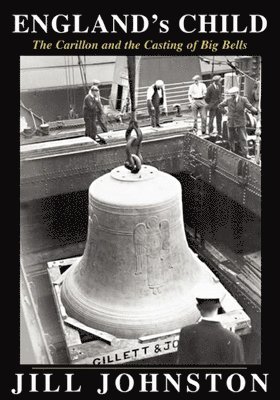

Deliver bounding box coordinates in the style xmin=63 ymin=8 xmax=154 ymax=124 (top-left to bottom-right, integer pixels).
xmin=124 ymin=56 xmax=143 ymax=174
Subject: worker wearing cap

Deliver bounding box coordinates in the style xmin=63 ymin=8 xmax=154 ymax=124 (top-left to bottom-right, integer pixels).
xmin=177 ymin=283 xmax=245 ymax=365
xmin=91 ymin=79 xmax=108 ymax=133
xmin=147 ymin=80 xmax=167 ymax=128
xmin=68 ymin=104 xmax=77 ymax=119
xmin=92 ymin=79 xmax=101 ymax=87
xmin=83 ymin=85 xmax=102 ymax=140
xmin=218 ymin=86 xmax=258 ymax=158
xmin=188 ymin=75 xmax=207 ymax=134
xmin=205 ymin=75 xmax=223 ymax=135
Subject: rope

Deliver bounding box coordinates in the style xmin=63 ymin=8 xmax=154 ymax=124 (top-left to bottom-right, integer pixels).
xmin=64 ymin=57 xmax=71 ymax=110
xmin=78 ymin=56 xmax=88 ymax=95
xmin=70 ymin=56 xmax=76 ymax=110
xmin=225 ymin=58 xmax=259 ymax=83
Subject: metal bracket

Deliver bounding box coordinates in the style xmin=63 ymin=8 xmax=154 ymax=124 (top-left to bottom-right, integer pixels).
xmin=237 ymin=159 xmax=249 ymax=187
xmin=189 ymin=161 xmax=202 ymax=181
xmin=188 ymin=148 xmax=202 ymax=180
xmin=207 ymin=145 xmax=218 ymax=171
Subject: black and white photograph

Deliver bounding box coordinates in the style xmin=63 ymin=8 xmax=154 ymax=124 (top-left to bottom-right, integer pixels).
xmin=20 ymin=55 xmax=261 ymax=368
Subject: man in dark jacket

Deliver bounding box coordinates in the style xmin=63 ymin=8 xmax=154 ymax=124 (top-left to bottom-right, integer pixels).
xmin=146 ymin=80 xmax=167 ymax=128
xmin=92 ymin=79 xmax=108 ymax=133
xmin=218 ymin=86 xmax=258 ymax=158
xmin=83 ymin=85 xmax=103 ymax=140
xmin=177 ymin=284 xmax=245 ymax=365
xmin=205 ymin=75 xmax=223 ymax=135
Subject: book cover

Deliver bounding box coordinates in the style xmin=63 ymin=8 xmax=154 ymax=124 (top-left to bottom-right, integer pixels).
xmin=6 ymin=7 xmax=274 ymax=398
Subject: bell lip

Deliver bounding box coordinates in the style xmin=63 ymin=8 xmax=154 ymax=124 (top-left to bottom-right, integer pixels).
xmin=62 ymin=287 xmax=198 ymax=320
xmin=62 ymin=315 xmax=191 ymax=340
xmin=61 ymin=271 xmax=200 ymax=325
xmin=61 ymin=283 xmax=199 ymax=339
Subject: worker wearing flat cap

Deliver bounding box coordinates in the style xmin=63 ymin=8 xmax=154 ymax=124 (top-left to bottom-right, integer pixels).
xmin=92 ymin=79 xmax=101 ymax=86
xmin=146 ymin=80 xmax=168 ymax=128
xmin=177 ymin=283 xmax=245 ymax=365
xmin=90 ymin=79 xmax=108 ymax=134
xmin=205 ymin=75 xmax=223 ymax=136
xmin=188 ymin=75 xmax=207 ymax=135
xmin=83 ymin=85 xmax=104 ymax=140
xmin=218 ymin=86 xmax=258 ymax=158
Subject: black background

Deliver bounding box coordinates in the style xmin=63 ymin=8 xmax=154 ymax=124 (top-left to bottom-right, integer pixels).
xmin=6 ymin=5 xmax=276 ymax=398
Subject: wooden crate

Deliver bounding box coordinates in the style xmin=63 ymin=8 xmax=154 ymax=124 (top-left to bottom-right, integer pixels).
xmin=47 ymin=256 xmax=251 ymax=365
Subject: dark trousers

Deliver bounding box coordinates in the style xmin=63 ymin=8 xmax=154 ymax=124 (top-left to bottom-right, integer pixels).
xmin=228 ymin=126 xmax=248 ymax=157
xmin=147 ymin=102 xmax=160 ymax=127
xmin=208 ymin=107 xmax=222 ymax=134
xmin=84 ymin=115 xmax=97 ymax=140
xmin=97 ymin=111 xmax=108 ymax=133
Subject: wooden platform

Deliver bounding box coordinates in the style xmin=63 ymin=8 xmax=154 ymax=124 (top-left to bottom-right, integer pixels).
xmin=47 ymin=256 xmax=251 ymax=365
xmin=20 ymin=115 xmax=174 ymax=146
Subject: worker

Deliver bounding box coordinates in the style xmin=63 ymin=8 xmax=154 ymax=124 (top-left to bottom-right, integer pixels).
xmin=188 ymin=75 xmax=207 ymax=135
xmin=83 ymin=85 xmax=101 ymax=140
xmin=91 ymin=79 xmax=108 ymax=133
xmin=218 ymin=86 xmax=258 ymax=158
xmin=251 ymin=80 xmax=260 ymax=110
xmin=68 ymin=104 xmax=77 ymax=119
xmin=177 ymin=283 xmax=245 ymax=365
xmin=146 ymin=80 xmax=167 ymax=128
xmin=205 ymin=75 xmax=223 ymax=136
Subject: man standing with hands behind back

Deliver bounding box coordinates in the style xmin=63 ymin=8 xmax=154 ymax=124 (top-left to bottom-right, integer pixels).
xmin=177 ymin=283 xmax=245 ymax=365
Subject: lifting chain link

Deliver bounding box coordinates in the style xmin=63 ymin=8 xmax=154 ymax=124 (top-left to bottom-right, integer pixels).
xmin=124 ymin=56 xmax=143 ymax=174
xmin=124 ymin=120 xmax=143 ymax=173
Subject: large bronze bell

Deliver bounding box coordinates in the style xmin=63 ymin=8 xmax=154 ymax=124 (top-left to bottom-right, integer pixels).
xmin=61 ymin=165 xmax=218 ymax=339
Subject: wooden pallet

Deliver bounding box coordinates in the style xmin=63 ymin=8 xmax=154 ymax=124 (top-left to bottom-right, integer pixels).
xmin=47 ymin=256 xmax=251 ymax=365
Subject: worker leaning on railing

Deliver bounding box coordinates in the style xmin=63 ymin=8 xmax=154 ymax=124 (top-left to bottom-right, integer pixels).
xmin=218 ymin=86 xmax=258 ymax=159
